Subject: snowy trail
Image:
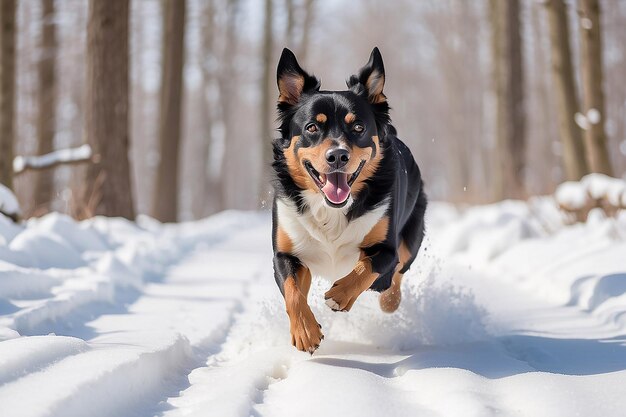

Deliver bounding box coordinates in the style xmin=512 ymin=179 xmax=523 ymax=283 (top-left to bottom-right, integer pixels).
xmin=1 ymin=203 xmax=626 ymax=416
xmin=0 ymin=213 xmax=270 ymax=417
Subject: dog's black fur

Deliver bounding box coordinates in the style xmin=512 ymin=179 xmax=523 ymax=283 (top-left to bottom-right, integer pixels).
xmin=271 ymin=47 xmax=427 ymax=353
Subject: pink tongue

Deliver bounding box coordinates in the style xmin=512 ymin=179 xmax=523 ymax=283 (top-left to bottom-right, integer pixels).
xmin=321 ymin=172 xmax=351 ymax=204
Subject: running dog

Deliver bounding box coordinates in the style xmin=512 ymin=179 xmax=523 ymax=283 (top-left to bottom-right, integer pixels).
xmin=272 ymin=47 xmax=427 ymax=353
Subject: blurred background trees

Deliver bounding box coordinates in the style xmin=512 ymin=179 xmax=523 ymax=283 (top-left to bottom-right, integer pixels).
xmin=1 ymin=0 xmax=625 ymax=221
xmin=83 ymin=0 xmax=134 ymax=219
xmin=0 ymin=0 xmax=16 ymax=192
xmin=152 ymin=0 xmax=186 ymax=222
xmin=33 ymin=0 xmax=57 ymax=214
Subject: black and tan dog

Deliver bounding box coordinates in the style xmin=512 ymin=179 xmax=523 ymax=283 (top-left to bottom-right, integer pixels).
xmin=272 ymin=47 xmax=427 ymax=353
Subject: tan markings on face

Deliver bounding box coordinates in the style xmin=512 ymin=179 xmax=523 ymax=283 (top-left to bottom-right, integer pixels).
xmin=297 ymin=138 xmax=334 ymax=173
xmin=278 ymin=73 xmax=305 ymax=105
xmin=275 ymin=226 xmax=293 ymax=253
xmin=361 ymin=215 xmax=389 ymax=247
xmin=350 ymin=135 xmax=383 ymax=196
xmin=284 ymin=136 xmax=312 ymax=190
xmin=284 ymin=271 xmax=323 ymax=352
xmin=344 ymin=112 xmax=356 ymax=124
xmin=324 ymin=253 xmax=379 ymax=311
xmin=316 ymin=113 xmax=327 ymax=123
xmin=284 ymin=136 xmax=335 ymax=192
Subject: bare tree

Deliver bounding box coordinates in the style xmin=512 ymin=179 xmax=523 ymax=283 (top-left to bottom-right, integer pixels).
xmin=528 ymin=0 xmax=560 ymax=194
xmin=259 ymin=0 xmax=273 ymax=197
xmin=34 ymin=0 xmax=57 ymax=213
xmin=490 ymin=0 xmax=525 ymax=200
xmin=602 ymin=1 xmax=626 ymax=177
xmin=298 ymin=0 xmax=315 ymax=64
xmin=217 ymin=0 xmax=246 ymax=209
xmin=84 ymin=0 xmax=135 ymax=219
xmin=0 ymin=0 xmax=16 ymax=190
xmin=152 ymin=0 xmax=186 ymax=222
xmin=285 ymin=0 xmax=295 ymax=42
xmin=545 ymin=0 xmax=588 ymax=180
xmin=578 ymin=0 xmax=613 ymax=176
xmin=190 ymin=0 xmax=219 ymax=219
xmin=282 ymin=0 xmax=315 ymax=65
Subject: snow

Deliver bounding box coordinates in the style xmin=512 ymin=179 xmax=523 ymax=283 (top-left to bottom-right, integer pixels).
xmin=581 ymin=17 xmax=593 ymax=30
xmin=587 ymin=108 xmax=601 ymax=125
xmin=555 ymin=180 xmax=587 ymax=210
xmin=13 ymin=144 xmax=93 ymax=174
xmin=574 ymin=111 xmax=590 ymax=130
xmin=0 ymin=199 xmax=626 ymax=416
xmin=0 ymin=183 xmax=20 ymax=219
xmin=555 ymin=174 xmax=626 ymax=221
xmin=574 ymin=109 xmax=602 ymax=131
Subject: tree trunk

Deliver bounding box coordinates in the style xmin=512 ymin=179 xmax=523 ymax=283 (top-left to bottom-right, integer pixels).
xmin=545 ymin=0 xmax=588 ymax=180
xmin=259 ymin=0 xmax=273 ymax=199
xmin=191 ymin=0 xmax=216 ymax=219
xmin=530 ymin=0 xmax=559 ymax=194
xmin=218 ymin=0 xmax=241 ymax=209
xmin=298 ymin=0 xmax=315 ymax=64
xmin=152 ymin=0 xmax=186 ymax=222
xmin=578 ymin=0 xmax=613 ymax=176
xmin=490 ymin=0 xmax=525 ymax=200
xmin=285 ymin=0 xmax=295 ymax=42
xmin=0 ymin=0 xmax=16 ymax=190
xmin=34 ymin=0 xmax=57 ymax=213
xmin=84 ymin=0 xmax=135 ymax=219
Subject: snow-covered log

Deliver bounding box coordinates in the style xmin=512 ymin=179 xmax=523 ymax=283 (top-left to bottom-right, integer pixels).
xmin=13 ymin=144 xmax=96 ymax=175
xmin=0 ymin=183 xmax=20 ymax=222
xmin=555 ymin=173 xmax=626 ymax=222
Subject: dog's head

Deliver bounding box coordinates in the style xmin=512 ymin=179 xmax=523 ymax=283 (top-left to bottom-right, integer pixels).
xmin=273 ymin=48 xmax=390 ymax=209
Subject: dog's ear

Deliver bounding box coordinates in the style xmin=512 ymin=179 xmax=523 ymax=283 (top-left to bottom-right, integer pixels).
xmin=347 ymin=47 xmax=386 ymax=104
xmin=277 ymin=48 xmax=320 ymax=106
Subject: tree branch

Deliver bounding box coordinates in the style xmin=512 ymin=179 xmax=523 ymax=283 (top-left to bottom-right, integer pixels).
xmin=13 ymin=144 xmax=98 ymax=175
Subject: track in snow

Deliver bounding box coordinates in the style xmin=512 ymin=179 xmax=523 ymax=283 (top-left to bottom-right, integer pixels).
xmin=2 ymin=204 xmax=626 ymax=417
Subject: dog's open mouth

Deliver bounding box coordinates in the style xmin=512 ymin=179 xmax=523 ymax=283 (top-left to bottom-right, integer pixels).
xmin=304 ymin=160 xmax=366 ymax=207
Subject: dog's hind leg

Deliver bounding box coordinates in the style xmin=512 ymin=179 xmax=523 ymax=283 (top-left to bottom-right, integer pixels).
xmin=379 ymin=241 xmax=411 ymax=313
xmin=379 ymin=268 xmax=403 ymax=313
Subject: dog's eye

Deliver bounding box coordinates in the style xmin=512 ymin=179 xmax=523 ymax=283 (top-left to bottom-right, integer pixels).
xmin=306 ymin=123 xmax=318 ymax=133
xmin=353 ymin=124 xmax=364 ymax=133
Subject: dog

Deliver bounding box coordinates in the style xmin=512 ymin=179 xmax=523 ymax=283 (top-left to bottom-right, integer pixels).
xmin=271 ymin=47 xmax=427 ymax=353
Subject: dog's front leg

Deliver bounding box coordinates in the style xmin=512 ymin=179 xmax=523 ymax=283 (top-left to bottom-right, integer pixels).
xmin=274 ymin=253 xmax=323 ymax=353
xmin=324 ymin=245 xmax=397 ymax=312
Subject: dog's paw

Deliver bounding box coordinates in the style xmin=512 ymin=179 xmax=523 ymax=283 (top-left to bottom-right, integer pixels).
xmin=324 ymin=277 xmax=360 ymax=312
xmin=289 ymin=308 xmax=324 ymax=354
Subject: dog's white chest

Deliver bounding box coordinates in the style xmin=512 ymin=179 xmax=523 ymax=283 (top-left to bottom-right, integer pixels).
xmin=277 ymin=193 xmax=388 ymax=281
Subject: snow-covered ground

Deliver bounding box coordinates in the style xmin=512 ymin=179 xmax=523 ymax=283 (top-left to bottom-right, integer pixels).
xmin=1 ymin=199 xmax=625 ymax=417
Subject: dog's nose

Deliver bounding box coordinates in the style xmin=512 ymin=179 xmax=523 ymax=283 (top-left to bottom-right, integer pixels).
xmin=325 ymin=147 xmax=350 ymax=169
